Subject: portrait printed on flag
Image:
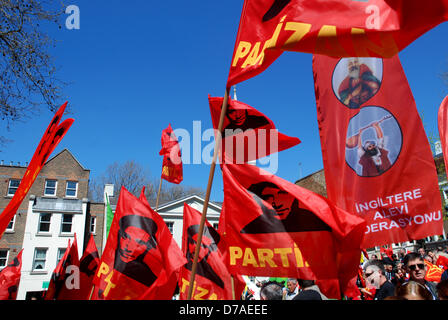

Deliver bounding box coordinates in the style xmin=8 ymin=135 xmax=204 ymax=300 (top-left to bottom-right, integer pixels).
xmin=114 ymin=214 xmax=159 ymax=287
xmin=184 ymin=224 xmax=224 ymax=289
xmin=332 ymin=58 xmax=383 ymax=109
xmin=345 ymin=106 xmax=402 ymax=177
xmin=240 ymin=181 xmax=331 ymax=234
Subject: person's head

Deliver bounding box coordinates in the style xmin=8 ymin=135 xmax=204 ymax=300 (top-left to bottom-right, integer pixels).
xmin=347 ymin=58 xmax=361 ymax=79
xmin=436 ymin=280 xmax=448 ymax=300
xmin=297 ymin=279 xmax=315 ymax=289
xmin=363 ymin=140 xmax=379 ymax=156
xmin=424 ymin=255 xmax=433 ymax=264
xmin=248 ymin=182 xmax=296 ymax=220
xmin=186 ymin=224 xmax=220 ymax=263
xmin=260 ymin=281 xmax=284 ymax=300
xmin=226 ymin=104 xmax=247 ymax=126
xmin=363 ymin=259 xmax=387 ymax=289
xmin=403 ymin=252 xmax=427 ymax=283
xmin=117 ymin=215 xmax=158 ymax=264
xmin=384 ymin=263 xmax=393 ymax=272
xmin=417 ymin=247 xmax=425 ymax=257
xmin=371 ymin=254 xmax=378 ymax=260
xmin=286 ymin=278 xmax=298 ymax=293
xmin=395 ymin=281 xmax=433 ymax=300
xmin=427 ymin=250 xmax=437 ymax=260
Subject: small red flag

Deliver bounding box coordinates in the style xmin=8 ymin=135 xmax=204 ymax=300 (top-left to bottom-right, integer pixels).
xmin=179 ymin=203 xmax=244 ymax=300
xmin=75 ymin=234 xmax=100 ymax=299
xmin=0 ymin=250 xmax=23 ymax=300
xmin=45 ymin=235 xmax=80 ymax=300
xmin=228 ymin=0 xmax=448 ymax=87
xmin=424 ymin=260 xmax=444 ymax=283
xmin=159 ymin=124 xmax=183 ymax=184
xmin=92 ymin=187 xmax=186 ymax=300
xmin=221 ymin=162 xmax=365 ymax=299
xmin=0 ymin=102 xmax=73 ymax=237
xmin=208 ymin=96 xmax=300 ymax=164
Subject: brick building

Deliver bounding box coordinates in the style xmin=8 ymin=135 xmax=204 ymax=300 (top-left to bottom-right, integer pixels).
xmin=0 ymin=149 xmax=105 ymax=299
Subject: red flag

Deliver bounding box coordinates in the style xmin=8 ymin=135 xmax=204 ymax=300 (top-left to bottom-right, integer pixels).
xmin=0 ymin=102 xmax=74 ymax=237
xmin=92 ymin=187 xmax=186 ymax=300
xmin=45 ymin=235 xmax=80 ymax=300
xmin=179 ymin=203 xmax=244 ymax=300
xmin=75 ymin=234 xmax=100 ymax=299
xmin=0 ymin=250 xmax=23 ymax=300
xmin=313 ymin=54 xmax=443 ymax=248
xmin=438 ymin=95 xmax=448 ymax=181
xmin=208 ymin=95 xmax=300 ymax=164
xmin=159 ymin=124 xmax=183 ymax=184
xmin=424 ymin=260 xmax=444 ymax=283
xmin=221 ymin=162 xmax=365 ymax=299
xmin=227 ymin=0 xmax=448 ymax=87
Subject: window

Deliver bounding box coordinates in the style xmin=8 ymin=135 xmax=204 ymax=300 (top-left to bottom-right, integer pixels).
xmin=57 ymin=248 xmax=66 ymax=265
xmin=7 ymin=179 xmax=20 ymax=196
xmin=0 ymin=250 xmax=8 ymax=268
xmin=38 ymin=213 xmax=51 ymax=233
xmin=61 ymin=214 xmax=73 ymax=233
xmin=166 ymin=222 xmax=174 ymax=234
xmin=90 ymin=216 xmax=96 ymax=234
xmin=32 ymin=248 xmax=47 ymax=270
xmin=6 ymin=215 xmax=15 ymax=232
xmin=65 ymin=181 xmax=78 ymax=197
xmin=44 ymin=180 xmax=57 ymax=196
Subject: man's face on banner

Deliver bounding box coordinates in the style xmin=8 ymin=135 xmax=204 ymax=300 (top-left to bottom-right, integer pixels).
xmin=259 ymin=187 xmax=294 ymax=220
xmin=226 ymin=106 xmax=247 ymax=126
xmin=118 ymin=226 xmax=153 ymax=263
xmin=188 ymin=234 xmax=212 ymax=262
xmin=348 ymin=58 xmax=361 ymax=79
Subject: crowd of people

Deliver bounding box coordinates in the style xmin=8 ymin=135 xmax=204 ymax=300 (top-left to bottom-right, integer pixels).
xmin=240 ymin=246 xmax=448 ymax=300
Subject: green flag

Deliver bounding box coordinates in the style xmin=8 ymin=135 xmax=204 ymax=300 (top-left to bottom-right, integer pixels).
xmin=105 ymin=194 xmax=114 ymax=240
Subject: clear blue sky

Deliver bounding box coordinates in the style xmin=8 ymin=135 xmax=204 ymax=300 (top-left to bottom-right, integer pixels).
xmin=1 ymin=1 xmax=447 ymax=203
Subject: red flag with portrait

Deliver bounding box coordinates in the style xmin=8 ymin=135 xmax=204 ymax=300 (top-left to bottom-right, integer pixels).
xmin=208 ymin=96 xmax=300 ymax=164
xmin=0 ymin=102 xmax=73 ymax=237
xmin=159 ymin=124 xmax=183 ymax=184
xmin=0 ymin=249 xmax=23 ymax=300
xmin=179 ymin=203 xmax=244 ymax=300
xmin=220 ymin=162 xmax=365 ymax=299
xmin=227 ymin=0 xmax=448 ymax=87
xmin=313 ymin=54 xmax=443 ymax=249
xmin=92 ymin=187 xmax=186 ymax=300
xmin=45 ymin=235 xmax=80 ymax=300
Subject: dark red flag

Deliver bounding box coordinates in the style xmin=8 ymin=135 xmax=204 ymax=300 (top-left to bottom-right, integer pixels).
xmin=313 ymin=54 xmax=443 ymax=248
xmin=92 ymin=187 xmax=186 ymax=300
xmin=228 ymin=0 xmax=448 ymax=87
xmin=0 ymin=249 xmax=23 ymax=300
xmin=438 ymin=95 xmax=448 ymax=182
xmin=221 ymin=162 xmax=365 ymax=299
xmin=208 ymin=95 xmax=300 ymax=164
xmin=0 ymin=102 xmax=74 ymax=237
xmin=45 ymin=235 xmax=80 ymax=300
xmin=159 ymin=124 xmax=183 ymax=184
xmin=179 ymin=203 xmax=244 ymax=300
xmin=75 ymin=234 xmax=100 ymax=299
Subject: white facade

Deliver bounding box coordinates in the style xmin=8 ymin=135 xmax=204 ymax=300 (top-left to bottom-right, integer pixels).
xmin=17 ymin=195 xmax=87 ymax=300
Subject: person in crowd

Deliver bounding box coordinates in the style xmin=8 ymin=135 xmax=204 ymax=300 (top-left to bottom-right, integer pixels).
xmin=363 ymin=259 xmax=395 ymax=300
xmin=259 ymin=281 xmax=284 ymax=300
xmin=283 ymin=278 xmax=299 ymax=300
xmin=403 ymin=252 xmax=438 ymax=300
xmin=293 ymin=279 xmax=328 ymax=300
xmin=436 ymin=280 xmax=448 ymax=300
xmin=395 ymin=281 xmax=433 ymax=300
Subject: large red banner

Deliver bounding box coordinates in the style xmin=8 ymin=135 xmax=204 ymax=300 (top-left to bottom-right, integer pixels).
xmin=227 ymin=0 xmax=448 ymax=87
xmin=313 ymin=54 xmax=443 ymax=248
xmin=220 ymin=162 xmax=365 ymax=298
xmin=438 ymin=95 xmax=448 ymax=182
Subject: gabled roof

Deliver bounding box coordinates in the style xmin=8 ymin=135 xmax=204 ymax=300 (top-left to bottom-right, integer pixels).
xmin=45 ymin=148 xmax=89 ymax=171
xmin=156 ymin=193 xmax=222 ymax=213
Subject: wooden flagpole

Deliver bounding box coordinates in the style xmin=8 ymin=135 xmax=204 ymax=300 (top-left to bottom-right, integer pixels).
xmin=231 ymin=275 xmax=236 ymax=300
xmin=187 ymin=88 xmax=230 ymax=300
xmin=155 ymin=178 xmax=163 ymax=211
